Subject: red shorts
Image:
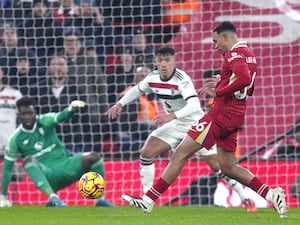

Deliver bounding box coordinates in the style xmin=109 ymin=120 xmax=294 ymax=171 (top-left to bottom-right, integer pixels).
xmin=187 ymin=113 xmax=238 ymax=152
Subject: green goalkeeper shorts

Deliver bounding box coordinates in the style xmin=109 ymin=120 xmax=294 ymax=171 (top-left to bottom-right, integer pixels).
xmin=40 ymin=153 xmax=85 ymax=192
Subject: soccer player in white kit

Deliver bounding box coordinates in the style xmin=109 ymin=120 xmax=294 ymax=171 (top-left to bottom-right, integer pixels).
xmin=107 ymin=46 xmax=255 ymax=211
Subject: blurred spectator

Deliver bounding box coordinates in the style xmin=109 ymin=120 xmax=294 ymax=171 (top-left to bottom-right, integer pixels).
xmin=0 ymin=66 xmax=24 ymax=188
xmin=52 ymin=0 xmax=79 ymax=51
xmin=37 ymin=55 xmax=87 ymax=152
xmin=0 ymin=0 xmax=32 ymax=26
xmin=83 ymin=39 xmax=98 ymax=57
xmin=0 ymin=66 xmax=22 ymax=156
xmin=61 ymin=28 xmax=108 ymax=121
xmin=99 ymin=0 xmax=161 ymax=24
xmin=132 ymin=27 xmax=155 ymax=69
xmin=60 ymin=28 xmax=115 ymax=147
xmin=107 ymin=46 xmax=135 ymax=104
xmin=0 ymin=22 xmax=46 ymax=77
xmin=74 ymin=0 xmax=119 ymax=64
xmin=8 ymin=49 xmax=41 ymax=96
xmin=118 ymin=66 xmax=158 ymax=159
xmin=19 ymin=0 xmax=56 ymax=65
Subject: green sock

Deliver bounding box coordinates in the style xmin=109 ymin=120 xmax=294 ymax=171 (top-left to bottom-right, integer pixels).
xmin=24 ymin=162 xmax=54 ymax=196
xmin=91 ymin=158 xmax=105 ymax=179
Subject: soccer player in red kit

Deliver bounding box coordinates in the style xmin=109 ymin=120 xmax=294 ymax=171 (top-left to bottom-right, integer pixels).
xmin=122 ymin=21 xmax=288 ymax=218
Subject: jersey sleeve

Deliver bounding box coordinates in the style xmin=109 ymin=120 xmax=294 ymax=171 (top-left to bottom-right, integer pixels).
xmin=137 ymin=75 xmax=153 ymax=93
xmin=6 ymin=135 xmax=19 ymax=161
xmin=1 ymin=136 xmax=18 ymax=196
xmin=173 ymin=74 xmax=200 ymax=118
xmin=216 ymin=53 xmax=251 ymax=97
xmin=39 ymin=108 xmax=75 ymax=127
xmin=178 ymin=75 xmax=198 ymax=100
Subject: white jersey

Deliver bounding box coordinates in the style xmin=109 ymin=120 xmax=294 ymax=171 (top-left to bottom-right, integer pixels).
xmin=0 ymin=86 xmax=22 ymax=155
xmin=137 ymin=68 xmax=203 ymax=122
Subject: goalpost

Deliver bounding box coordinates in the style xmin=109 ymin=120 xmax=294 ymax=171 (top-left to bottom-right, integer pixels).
xmin=1 ymin=0 xmax=300 ymax=207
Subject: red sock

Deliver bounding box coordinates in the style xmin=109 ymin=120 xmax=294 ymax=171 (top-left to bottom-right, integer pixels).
xmin=249 ymin=177 xmax=270 ymax=198
xmin=145 ymin=177 xmax=170 ymax=201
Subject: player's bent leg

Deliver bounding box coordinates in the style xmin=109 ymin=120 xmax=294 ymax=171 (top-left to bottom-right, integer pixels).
xmin=162 ymin=136 xmax=201 ymax=184
xmin=140 ymin=136 xmax=171 ymax=193
xmin=82 ymin=152 xmax=101 ymax=171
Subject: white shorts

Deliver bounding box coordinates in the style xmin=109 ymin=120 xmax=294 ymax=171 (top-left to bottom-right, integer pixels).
xmin=150 ymin=118 xmax=217 ymax=156
xmin=150 ymin=118 xmax=193 ymax=149
xmin=197 ymin=144 xmax=217 ymax=156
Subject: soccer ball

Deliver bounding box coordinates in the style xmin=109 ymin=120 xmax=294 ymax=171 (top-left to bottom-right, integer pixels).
xmin=78 ymin=172 xmax=105 ymax=199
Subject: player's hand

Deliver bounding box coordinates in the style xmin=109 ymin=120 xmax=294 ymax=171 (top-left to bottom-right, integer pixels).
xmin=0 ymin=195 xmax=12 ymax=207
xmin=198 ymin=75 xmax=220 ymax=97
xmin=154 ymin=113 xmax=176 ymax=127
xmin=69 ymin=100 xmax=86 ymax=112
xmin=198 ymin=86 xmax=216 ymax=97
xmin=106 ymin=103 xmax=123 ymax=120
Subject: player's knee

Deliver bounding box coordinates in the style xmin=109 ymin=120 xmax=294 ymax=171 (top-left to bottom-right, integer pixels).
xmin=139 ymin=147 xmax=155 ymax=159
xmin=23 ymin=156 xmax=37 ymax=165
xmin=204 ymin=156 xmax=220 ymax=172
xmin=82 ymin=152 xmax=100 ymax=166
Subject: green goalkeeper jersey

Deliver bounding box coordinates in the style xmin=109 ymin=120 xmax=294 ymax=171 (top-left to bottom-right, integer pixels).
xmin=5 ymin=107 xmax=75 ymax=164
xmin=1 ymin=107 xmax=76 ymax=195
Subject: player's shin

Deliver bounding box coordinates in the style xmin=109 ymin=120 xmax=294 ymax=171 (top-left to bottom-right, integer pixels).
xmin=24 ymin=162 xmax=55 ymax=195
xmin=140 ymin=158 xmax=155 ymax=193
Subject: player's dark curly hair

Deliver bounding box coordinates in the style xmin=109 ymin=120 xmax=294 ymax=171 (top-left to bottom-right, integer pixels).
xmin=16 ymin=97 xmax=36 ymax=109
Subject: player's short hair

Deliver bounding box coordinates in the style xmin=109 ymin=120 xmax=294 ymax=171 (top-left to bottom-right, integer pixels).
xmin=155 ymin=46 xmax=175 ymax=56
xmin=213 ymin=21 xmax=236 ymax=34
xmin=16 ymin=97 xmax=36 ymax=109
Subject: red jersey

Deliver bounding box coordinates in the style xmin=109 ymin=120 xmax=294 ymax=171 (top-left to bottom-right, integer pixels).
xmin=210 ymin=41 xmax=257 ymax=129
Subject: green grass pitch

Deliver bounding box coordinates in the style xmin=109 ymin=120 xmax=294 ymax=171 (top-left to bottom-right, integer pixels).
xmin=0 ymin=206 xmax=299 ymax=225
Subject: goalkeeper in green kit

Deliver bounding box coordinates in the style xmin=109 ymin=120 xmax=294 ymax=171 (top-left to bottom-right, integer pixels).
xmin=0 ymin=97 xmax=113 ymax=207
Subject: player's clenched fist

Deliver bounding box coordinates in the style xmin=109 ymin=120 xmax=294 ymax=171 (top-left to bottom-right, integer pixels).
xmin=106 ymin=103 xmax=123 ymax=120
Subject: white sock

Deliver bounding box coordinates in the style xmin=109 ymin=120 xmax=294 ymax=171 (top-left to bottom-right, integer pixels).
xmin=216 ymin=170 xmax=246 ymax=200
xmin=265 ymin=189 xmax=273 ymax=202
xmin=140 ymin=163 xmax=155 ymax=193
xmin=142 ymin=194 xmax=154 ymax=204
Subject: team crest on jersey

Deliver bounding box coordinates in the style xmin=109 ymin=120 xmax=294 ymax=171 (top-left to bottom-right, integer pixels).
xmin=39 ymin=128 xmax=45 ymax=136
xmin=34 ymin=142 xmax=44 ymax=151
xmin=22 ymin=139 xmax=29 ymax=145
xmin=228 ymin=52 xmax=242 ymax=62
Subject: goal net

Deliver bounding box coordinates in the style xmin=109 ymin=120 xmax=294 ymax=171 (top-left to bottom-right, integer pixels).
xmin=1 ymin=0 xmax=300 ymax=208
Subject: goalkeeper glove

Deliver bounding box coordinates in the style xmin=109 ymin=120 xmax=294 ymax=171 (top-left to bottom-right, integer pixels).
xmin=0 ymin=195 xmax=12 ymax=207
xmin=68 ymin=100 xmax=86 ymax=112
